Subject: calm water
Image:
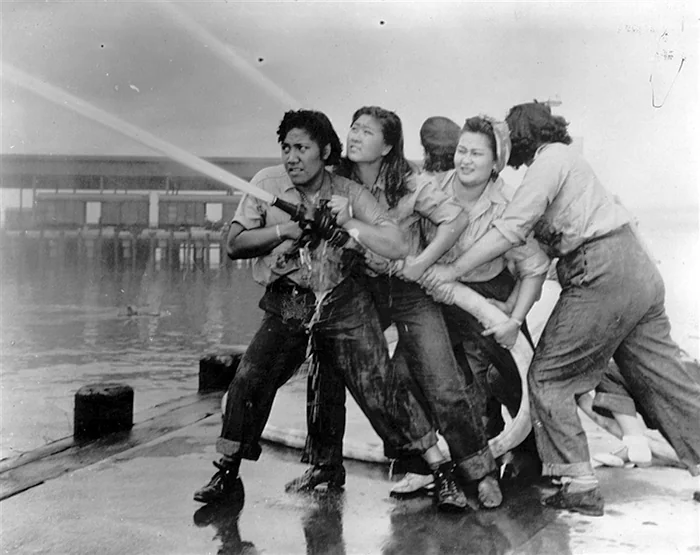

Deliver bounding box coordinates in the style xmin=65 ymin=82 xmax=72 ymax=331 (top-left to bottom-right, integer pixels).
xmin=0 ymin=251 xmax=263 ymax=458
xmin=1 ymin=211 xmax=698 ymax=459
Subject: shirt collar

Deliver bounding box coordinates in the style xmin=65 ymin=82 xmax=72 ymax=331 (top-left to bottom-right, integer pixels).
xmin=448 ymin=174 xmax=508 ymax=219
xmin=470 ymin=178 xmax=507 ymax=219
xmin=282 ymin=168 xmax=334 ymax=197
xmin=534 ymin=143 xmax=554 ymax=160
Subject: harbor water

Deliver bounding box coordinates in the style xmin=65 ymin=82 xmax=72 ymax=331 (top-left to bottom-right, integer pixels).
xmin=0 ymin=209 xmax=698 ymax=460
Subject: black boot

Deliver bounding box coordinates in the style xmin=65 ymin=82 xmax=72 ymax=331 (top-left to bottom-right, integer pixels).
xmin=194 ymin=459 xmax=243 ymax=504
xmin=543 ymin=484 xmax=605 ymax=517
xmin=285 ymin=464 xmax=346 ymax=493
xmin=432 ymin=463 xmax=468 ymax=512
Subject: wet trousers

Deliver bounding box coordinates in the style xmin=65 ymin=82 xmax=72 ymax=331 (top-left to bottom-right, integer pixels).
xmin=304 ymin=275 xmax=496 ymax=481
xmin=217 ymin=276 xmax=435 ymax=461
xmin=395 ymin=271 xmax=539 ymax=477
xmin=530 ymin=225 xmax=700 ymax=477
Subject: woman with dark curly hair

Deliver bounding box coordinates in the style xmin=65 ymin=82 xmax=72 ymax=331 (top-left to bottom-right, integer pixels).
xmin=422 ymin=101 xmax=700 ymax=516
xmin=287 ymin=106 xmax=504 ymax=511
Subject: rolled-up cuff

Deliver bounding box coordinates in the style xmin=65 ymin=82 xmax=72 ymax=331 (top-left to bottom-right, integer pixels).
xmin=389 ymin=455 xmax=433 ymax=477
xmin=398 ymin=430 xmax=439 ymax=455
xmin=541 ymin=461 xmax=595 ymax=477
xmin=592 ymin=391 xmax=637 ymax=418
xmin=216 ymin=437 xmax=262 ymax=461
xmin=454 ymin=445 xmax=497 ymax=481
xmin=492 ymin=220 xmax=526 ymax=246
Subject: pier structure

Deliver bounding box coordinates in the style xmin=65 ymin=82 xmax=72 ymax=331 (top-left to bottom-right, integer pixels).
xmin=1 ymin=154 xmax=278 ymax=269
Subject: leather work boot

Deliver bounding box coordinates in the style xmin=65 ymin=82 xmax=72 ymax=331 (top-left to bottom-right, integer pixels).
xmin=285 ymin=464 xmax=346 ymax=493
xmin=543 ymin=484 xmax=605 ymax=517
xmin=432 ymin=463 xmax=468 ymax=512
xmin=193 ymin=459 xmax=244 ymax=504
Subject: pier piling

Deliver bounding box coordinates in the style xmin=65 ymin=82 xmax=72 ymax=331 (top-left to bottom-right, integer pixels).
xmin=74 ymin=383 xmax=134 ymax=441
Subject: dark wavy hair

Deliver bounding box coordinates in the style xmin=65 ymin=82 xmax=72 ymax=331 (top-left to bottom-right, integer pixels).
xmin=505 ymin=101 xmax=572 ymax=169
xmin=276 ymin=110 xmax=343 ymax=166
xmin=423 ymin=149 xmax=455 ymax=173
xmin=461 ymin=116 xmax=499 ymax=181
xmin=336 ymin=106 xmax=412 ymax=208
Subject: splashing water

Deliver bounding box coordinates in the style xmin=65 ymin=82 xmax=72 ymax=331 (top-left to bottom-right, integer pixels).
xmin=161 ymin=2 xmax=302 ymax=109
xmin=297 ymin=238 xmax=362 ymax=359
xmin=300 ymin=241 xmax=331 ymax=352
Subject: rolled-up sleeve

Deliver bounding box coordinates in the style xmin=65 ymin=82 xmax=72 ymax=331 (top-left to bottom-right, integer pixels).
xmin=413 ymin=177 xmax=463 ymax=226
xmin=505 ymin=235 xmax=550 ymax=278
xmin=492 ymin=151 xmax=566 ymax=245
xmin=232 ymin=193 xmax=265 ymax=230
xmin=351 ymin=185 xmax=396 ymax=227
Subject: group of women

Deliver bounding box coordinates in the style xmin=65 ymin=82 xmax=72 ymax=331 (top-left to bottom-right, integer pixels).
xmin=285 ymin=101 xmax=700 ymax=517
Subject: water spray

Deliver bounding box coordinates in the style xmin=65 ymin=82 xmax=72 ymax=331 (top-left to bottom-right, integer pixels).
xmin=0 ymin=63 xmax=306 ymax=222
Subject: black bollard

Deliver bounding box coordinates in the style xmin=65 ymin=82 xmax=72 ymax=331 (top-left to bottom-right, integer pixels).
xmin=198 ymin=347 xmax=247 ymax=393
xmin=74 ymin=383 xmax=134 ymax=441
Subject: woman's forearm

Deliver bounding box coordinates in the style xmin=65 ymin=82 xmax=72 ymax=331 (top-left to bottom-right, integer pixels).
xmin=227 ymin=222 xmax=291 ymax=260
xmin=414 ymin=212 xmax=470 ymax=270
xmin=504 ymin=280 xmax=522 ymax=313
xmin=510 ymin=273 xmax=546 ymax=324
xmin=345 ymin=220 xmax=409 ymax=260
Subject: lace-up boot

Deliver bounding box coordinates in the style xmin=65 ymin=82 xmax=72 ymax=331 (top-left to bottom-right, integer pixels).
xmin=432 ymin=463 xmax=468 ymax=512
xmin=285 ymin=464 xmax=346 ymax=493
xmin=194 ymin=459 xmax=243 ymax=504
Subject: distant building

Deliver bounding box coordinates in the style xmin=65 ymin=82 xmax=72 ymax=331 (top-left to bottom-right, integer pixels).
xmin=0 ymin=154 xmax=277 ymax=229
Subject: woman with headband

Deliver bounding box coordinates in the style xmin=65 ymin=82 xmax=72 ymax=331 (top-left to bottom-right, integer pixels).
xmin=432 ymin=115 xmax=549 ymax=481
xmin=422 ymin=101 xmax=700 ymax=516
xmin=393 ymin=115 xmax=550 ymax=497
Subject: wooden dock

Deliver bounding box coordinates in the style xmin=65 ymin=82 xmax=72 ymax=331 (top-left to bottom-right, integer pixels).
xmin=0 ymin=227 xmax=252 ymax=270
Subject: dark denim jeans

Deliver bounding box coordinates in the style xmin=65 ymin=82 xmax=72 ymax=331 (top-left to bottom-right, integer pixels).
xmin=217 ymin=276 xmax=436 ymax=461
xmin=530 ymin=225 xmax=700 ymax=477
xmin=305 ymin=274 xmax=496 ymax=480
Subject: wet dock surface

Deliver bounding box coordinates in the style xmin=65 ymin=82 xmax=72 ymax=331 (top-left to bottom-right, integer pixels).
xmin=2 ymin=386 xmax=698 ymax=554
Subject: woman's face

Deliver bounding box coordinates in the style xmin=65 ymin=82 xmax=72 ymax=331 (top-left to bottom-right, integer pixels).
xmin=454 ymin=131 xmax=496 ymax=188
xmin=346 ymin=114 xmax=392 ymax=164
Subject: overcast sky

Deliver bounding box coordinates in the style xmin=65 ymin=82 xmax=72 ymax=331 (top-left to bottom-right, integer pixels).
xmin=1 ymin=0 xmax=698 ymax=213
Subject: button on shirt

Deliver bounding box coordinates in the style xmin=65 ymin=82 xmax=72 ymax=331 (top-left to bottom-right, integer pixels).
xmin=232 ymin=165 xmax=393 ymax=287
xmin=429 ymin=170 xmax=550 ymax=282
xmin=492 ymin=143 xmax=632 ymax=258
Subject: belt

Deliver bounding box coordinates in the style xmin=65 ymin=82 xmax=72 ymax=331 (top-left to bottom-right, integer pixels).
xmin=562 ymin=224 xmax=630 ymax=259
xmin=581 ymin=224 xmax=630 ymax=247
xmin=268 ymin=276 xmax=313 ymax=297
